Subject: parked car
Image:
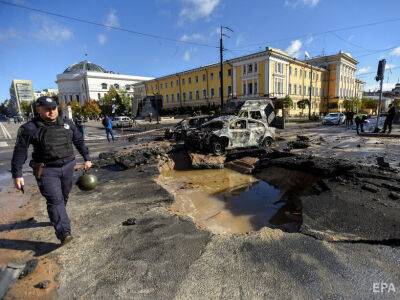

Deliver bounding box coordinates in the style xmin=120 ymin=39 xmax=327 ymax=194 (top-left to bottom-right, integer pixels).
xmin=165 ymin=115 xmax=215 ymax=141
xmin=111 ymin=116 xmax=133 ymax=128
xmin=322 ymin=113 xmax=346 ymax=125
xmin=185 ymin=116 xmax=275 ymax=155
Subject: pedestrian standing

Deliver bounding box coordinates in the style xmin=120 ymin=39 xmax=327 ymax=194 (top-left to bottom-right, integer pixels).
xmin=149 ymin=112 xmax=153 ymax=123
xmin=381 ymin=103 xmax=396 ymax=134
xmin=102 ymin=115 xmax=115 ymax=143
xmin=11 ymin=96 xmax=92 ymax=245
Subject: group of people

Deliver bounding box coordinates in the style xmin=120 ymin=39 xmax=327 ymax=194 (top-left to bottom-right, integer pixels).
xmin=353 ymin=103 xmax=397 ymax=135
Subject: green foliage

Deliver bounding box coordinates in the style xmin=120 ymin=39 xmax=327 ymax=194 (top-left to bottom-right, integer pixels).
xmin=297 ymin=99 xmax=310 ymax=110
xmin=282 ymin=96 xmax=293 ymax=109
xmin=81 ymin=100 xmax=101 ymax=118
xmin=361 ymin=98 xmax=378 ymax=110
xmin=100 ymin=86 xmax=132 ymax=115
xmin=343 ymin=98 xmax=361 ymax=112
xmin=19 ymin=100 xmax=32 ymax=117
xmin=70 ymin=100 xmax=82 ymax=116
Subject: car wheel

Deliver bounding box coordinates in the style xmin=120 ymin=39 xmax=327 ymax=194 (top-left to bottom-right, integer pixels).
xmin=261 ymin=137 xmax=273 ymax=149
xmin=211 ymin=138 xmax=226 ymax=155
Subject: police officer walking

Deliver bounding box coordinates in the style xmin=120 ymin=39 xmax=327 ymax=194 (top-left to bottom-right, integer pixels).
xmin=11 ymin=96 xmax=92 ymax=245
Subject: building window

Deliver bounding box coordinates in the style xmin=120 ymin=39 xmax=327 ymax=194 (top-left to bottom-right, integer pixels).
xmin=69 ymin=95 xmax=72 ymax=101
xmin=289 ymin=66 xmax=292 ymax=76
xmin=160 ymin=84 xmax=163 ymax=89
xmin=125 ymin=85 xmax=131 ymax=90
xmin=98 ymin=93 xmax=101 ymax=100
xmin=300 ymin=70 xmax=302 ymax=78
xmin=171 ymin=94 xmax=174 ymax=102
xmin=196 ymin=90 xmax=199 ymax=100
xmin=203 ymin=89 xmax=207 ymax=99
xmin=211 ymin=88 xmax=215 ymax=97
xmin=228 ymin=69 xmax=232 ymax=76
xmin=295 ymin=68 xmax=298 ymax=77
xmin=195 ymin=76 xmax=198 ymax=83
xmin=228 ymin=85 xmax=232 ymax=96
xmin=219 ymin=71 xmax=222 ymax=79
xmin=289 ymin=84 xmax=292 ymax=95
xmin=188 ymin=77 xmax=192 ymax=84
xmin=294 ymin=85 xmax=297 ymax=95
xmin=183 ymin=92 xmax=186 ymax=101
xmin=299 ymin=85 xmax=302 ymax=95
xmin=101 ymin=83 xmax=107 ymax=89
xmin=210 ymin=73 xmax=214 ymax=80
xmin=202 ymin=74 xmax=206 ymax=81
xmin=254 ymin=82 xmax=257 ymax=95
xmin=182 ymin=78 xmax=185 ymax=85
xmin=189 ymin=91 xmax=192 ymax=100
xmin=243 ymin=66 xmax=246 ymax=75
xmin=166 ymin=95 xmax=169 ymax=103
xmin=254 ymin=63 xmax=257 ymax=73
xmin=176 ymin=79 xmax=179 ymax=86
xmin=171 ymin=81 xmax=173 ymax=87
xmin=309 ymin=72 xmax=312 ymax=79
xmin=76 ymin=95 xmax=80 ymax=102
xmin=177 ymin=93 xmax=180 ymax=101
xmin=114 ymin=84 xmax=120 ymax=89
xmin=243 ymin=83 xmax=246 ymax=95
xmin=248 ymin=64 xmax=253 ymax=73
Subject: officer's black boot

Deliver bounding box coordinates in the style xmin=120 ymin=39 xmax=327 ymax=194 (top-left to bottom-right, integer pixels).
xmin=61 ymin=233 xmax=73 ymax=245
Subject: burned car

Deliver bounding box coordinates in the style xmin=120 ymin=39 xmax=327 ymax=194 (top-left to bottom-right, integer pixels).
xmin=185 ymin=116 xmax=275 ymax=155
xmin=165 ymin=115 xmax=215 ymax=141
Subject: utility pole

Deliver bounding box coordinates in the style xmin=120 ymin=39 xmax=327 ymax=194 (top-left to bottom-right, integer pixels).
xmin=305 ymin=52 xmax=312 ymax=119
xmin=219 ymin=26 xmax=233 ymax=111
xmin=374 ymin=59 xmax=386 ymax=132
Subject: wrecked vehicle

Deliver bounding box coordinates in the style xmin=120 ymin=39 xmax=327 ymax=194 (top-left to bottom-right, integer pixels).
xmin=185 ymin=116 xmax=275 ymax=155
xmin=237 ymin=98 xmax=284 ymax=129
xmin=164 ymin=115 xmax=214 ymax=141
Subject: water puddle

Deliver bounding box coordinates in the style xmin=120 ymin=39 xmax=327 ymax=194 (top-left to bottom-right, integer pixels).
xmin=158 ymin=166 xmax=316 ymax=234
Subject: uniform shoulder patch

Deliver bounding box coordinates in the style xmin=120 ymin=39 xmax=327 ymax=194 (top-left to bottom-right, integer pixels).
xmin=64 ymin=123 xmax=70 ymax=130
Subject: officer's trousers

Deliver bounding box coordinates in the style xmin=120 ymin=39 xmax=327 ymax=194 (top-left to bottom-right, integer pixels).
xmin=36 ymin=159 xmax=75 ymax=240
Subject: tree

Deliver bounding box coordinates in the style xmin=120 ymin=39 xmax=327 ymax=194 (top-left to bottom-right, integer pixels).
xmin=69 ymin=100 xmax=82 ymax=116
xmin=343 ymin=98 xmax=361 ymax=112
xmin=282 ymin=96 xmax=293 ymax=119
xmin=81 ymin=100 xmax=101 ymax=119
xmin=100 ymin=86 xmax=132 ymax=116
xmin=361 ymin=98 xmax=378 ymax=111
xmin=20 ymin=100 xmax=32 ymax=118
xmin=296 ymin=99 xmax=309 ymax=116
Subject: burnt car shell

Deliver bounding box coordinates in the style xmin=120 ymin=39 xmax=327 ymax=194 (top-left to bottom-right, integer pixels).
xmin=165 ymin=115 xmax=214 ymax=140
xmin=185 ymin=116 xmax=275 ymax=155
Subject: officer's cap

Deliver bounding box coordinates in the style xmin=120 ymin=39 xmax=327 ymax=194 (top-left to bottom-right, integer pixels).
xmin=36 ymin=96 xmax=58 ymax=108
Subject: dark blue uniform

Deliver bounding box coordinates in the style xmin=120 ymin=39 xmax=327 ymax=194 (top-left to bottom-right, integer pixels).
xmin=11 ymin=116 xmax=90 ymax=240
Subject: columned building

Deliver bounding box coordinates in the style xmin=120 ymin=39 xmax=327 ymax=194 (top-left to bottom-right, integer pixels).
xmin=56 ymin=61 xmax=153 ymax=105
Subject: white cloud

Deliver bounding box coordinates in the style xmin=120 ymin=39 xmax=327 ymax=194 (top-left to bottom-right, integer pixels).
xmin=285 ymin=0 xmax=320 ymax=8
xmin=365 ymin=82 xmax=396 ymax=92
xmin=286 ymin=39 xmax=302 ymax=58
xmin=98 ymin=33 xmax=107 ymax=45
xmin=183 ymin=49 xmax=191 ymax=61
xmin=0 ymin=28 xmax=20 ymax=42
xmin=385 ymin=63 xmax=395 ymax=70
xmin=180 ymin=0 xmax=220 ymax=21
xmin=235 ymin=33 xmax=244 ymax=47
xmin=180 ymin=33 xmax=206 ymax=42
xmin=390 ymin=47 xmax=400 ymax=57
xmin=31 ymin=15 xmax=73 ymax=42
xmin=104 ymin=9 xmax=119 ymax=28
xmin=357 ymin=66 xmax=370 ymax=75
xmin=305 ymin=35 xmax=314 ymax=45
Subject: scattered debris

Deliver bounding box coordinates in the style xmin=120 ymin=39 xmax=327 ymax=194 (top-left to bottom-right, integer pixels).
xmin=376 ymin=157 xmax=390 ymax=168
xmin=381 ymin=182 xmax=400 ymax=192
xmin=34 ymin=280 xmax=50 ymax=289
xmin=19 ymin=259 xmax=38 ymax=279
xmin=225 ymin=156 xmax=259 ymax=174
xmin=389 ymin=192 xmax=400 ymax=200
xmin=188 ymin=152 xmax=226 ymax=169
xmin=361 ymin=183 xmax=380 ymax=193
xmin=122 ymin=218 xmax=136 ymax=226
xmin=0 ymin=263 xmax=26 ymax=299
xmin=287 ymin=135 xmax=310 ymax=149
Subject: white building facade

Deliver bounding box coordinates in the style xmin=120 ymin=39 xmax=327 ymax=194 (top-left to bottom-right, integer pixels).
xmin=56 ymin=61 xmax=153 ymax=105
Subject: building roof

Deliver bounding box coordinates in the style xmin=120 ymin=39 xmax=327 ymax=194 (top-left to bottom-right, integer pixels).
xmin=63 ymin=60 xmax=108 ymax=74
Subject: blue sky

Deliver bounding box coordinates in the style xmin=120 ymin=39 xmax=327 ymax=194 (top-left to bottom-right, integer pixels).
xmin=1 ymin=0 xmax=400 ymax=101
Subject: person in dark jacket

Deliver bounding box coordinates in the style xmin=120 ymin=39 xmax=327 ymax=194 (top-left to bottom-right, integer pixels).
xmin=74 ymin=114 xmax=85 ymax=138
xmin=381 ymin=103 xmax=396 ymax=134
xmin=11 ymin=96 xmax=92 ymax=245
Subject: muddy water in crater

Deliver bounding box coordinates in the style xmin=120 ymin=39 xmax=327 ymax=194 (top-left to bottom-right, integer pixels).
xmin=158 ymin=166 xmax=316 ymax=234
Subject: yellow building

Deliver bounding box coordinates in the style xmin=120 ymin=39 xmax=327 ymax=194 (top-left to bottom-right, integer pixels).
xmin=134 ymin=47 xmax=364 ymax=115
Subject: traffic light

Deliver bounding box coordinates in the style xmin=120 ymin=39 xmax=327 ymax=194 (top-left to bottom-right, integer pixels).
xmin=375 ymin=59 xmax=386 ymax=81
